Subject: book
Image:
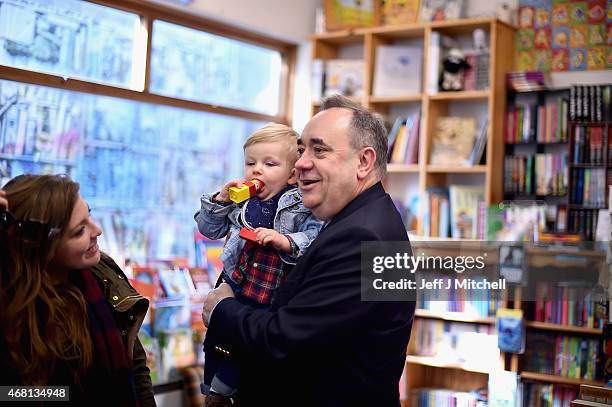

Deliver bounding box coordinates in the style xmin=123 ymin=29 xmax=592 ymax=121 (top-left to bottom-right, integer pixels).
xmin=448 ymin=185 xmax=484 ymax=239
xmin=324 ymin=59 xmax=364 ymax=97
xmin=380 ymin=0 xmax=420 ymax=25
xmin=373 ymin=45 xmax=422 ymax=96
xmin=153 ymin=298 xmax=191 ymax=333
xmin=488 ymin=370 xmax=519 ymax=407
xmin=138 ymin=333 xmax=162 ymax=384
xmin=386 ymin=116 xmax=405 ymax=159
xmin=158 ymin=268 xmax=193 ymax=298
xmin=470 ymin=118 xmax=488 ymax=165
xmin=496 ymin=308 xmax=525 ymax=353
xmin=311 ymin=59 xmax=325 ymax=103
xmin=419 ymin=0 xmax=463 ymax=21
xmin=323 ymin=0 xmax=379 ymax=31
xmin=426 ymin=31 xmax=440 ymax=95
xmin=157 ymin=329 xmax=196 ymax=382
xmin=430 ymin=117 xmax=476 ymax=166
xmin=579 ymin=384 xmax=612 ymax=404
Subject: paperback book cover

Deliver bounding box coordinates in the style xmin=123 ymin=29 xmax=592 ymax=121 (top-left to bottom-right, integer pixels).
xmin=496 ymin=308 xmax=525 ymax=354
xmin=449 ymin=185 xmax=484 ymax=239
xmin=430 ymin=117 xmax=476 ymax=166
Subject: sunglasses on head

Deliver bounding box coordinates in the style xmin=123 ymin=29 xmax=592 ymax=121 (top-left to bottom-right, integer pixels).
xmin=0 ymin=210 xmax=61 ymax=241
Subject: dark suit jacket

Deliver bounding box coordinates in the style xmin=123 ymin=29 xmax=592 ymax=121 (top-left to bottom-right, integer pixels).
xmin=209 ymin=182 xmax=415 ymax=406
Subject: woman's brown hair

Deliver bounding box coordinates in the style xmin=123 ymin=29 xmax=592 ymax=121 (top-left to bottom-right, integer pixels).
xmin=0 ymin=174 xmax=93 ymax=384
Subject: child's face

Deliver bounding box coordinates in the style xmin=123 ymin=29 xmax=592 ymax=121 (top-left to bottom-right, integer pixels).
xmin=244 ymin=141 xmax=296 ymax=201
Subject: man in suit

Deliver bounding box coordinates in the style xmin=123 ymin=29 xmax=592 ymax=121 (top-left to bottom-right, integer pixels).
xmin=202 ymin=95 xmax=415 ymax=406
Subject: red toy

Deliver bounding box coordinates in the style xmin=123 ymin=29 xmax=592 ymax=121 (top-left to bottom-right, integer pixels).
xmin=239 ymin=227 xmax=258 ymax=243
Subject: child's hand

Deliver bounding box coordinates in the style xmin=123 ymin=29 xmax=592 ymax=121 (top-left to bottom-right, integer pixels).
xmin=254 ymin=228 xmax=291 ymax=252
xmin=216 ymin=179 xmax=247 ymax=203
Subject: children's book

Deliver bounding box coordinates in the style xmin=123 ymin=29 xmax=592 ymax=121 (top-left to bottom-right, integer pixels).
xmin=139 ymin=333 xmax=162 ymax=384
xmin=419 ymin=0 xmax=463 ymax=22
xmin=324 ymin=59 xmax=364 ymax=98
xmin=449 ymin=185 xmax=484 ymax=239
xmin=430 ymin=117 xmax=476 ymax=166
xmin=373 ymin=45 xmax=422 ymax=96
xmin=496 ymin=308 xmax=525 ymax=353
xmin=380 ymin=0 xmax=420 ymax=25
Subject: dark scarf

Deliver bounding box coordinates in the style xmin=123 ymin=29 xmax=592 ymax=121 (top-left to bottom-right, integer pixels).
xmin=243 ymin=185 xmax=295 ymax=229
xmin=71 ymin=269 xmax=138 ymax=406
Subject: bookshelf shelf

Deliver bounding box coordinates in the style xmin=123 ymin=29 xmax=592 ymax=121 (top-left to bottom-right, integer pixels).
xmin=520 ymin=371 xmax=605 ymax=387
xmin=405 ymin=355 xmax=491 ymax=375
xmin=309 ymin=30 xmax=364 ymax=44
xmin=415 ymin=309 xmax=494 ymax=324
xmin=430 ymin=17 xmax=504 ymax=34
xmin=569 ymin=163 xmax=609 ymax=168
xmin=568 ymin=204 xmax=607 ymax=210
xmin=368 ymin=95 xmax=422 ymax=104
xmin=360 ymin=24 xmax=426 ymax=38
xmin=525 ymin=321 xmax=603 ymax=335
xmin=426 ymin=165 xmax=487 ymax=173
xmin=387 ymin=163 xmax=419 ymax=173
xmin=428 ymin=90 xmax=490 ymax=101
xmin=568 ymin=121 xmax=612 ymax=126
xmin=524 ymin=246 xmax=606 ymax=258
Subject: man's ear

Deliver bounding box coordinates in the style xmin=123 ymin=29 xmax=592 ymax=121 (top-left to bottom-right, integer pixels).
xmin=356 ymin=147 xmax=377 ymax=180
xmin=288 ymin=168 xmax=298 ymax=185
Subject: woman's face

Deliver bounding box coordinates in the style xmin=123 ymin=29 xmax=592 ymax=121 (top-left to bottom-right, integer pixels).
xmin=49 ymin=195 xmax=102 ymax=274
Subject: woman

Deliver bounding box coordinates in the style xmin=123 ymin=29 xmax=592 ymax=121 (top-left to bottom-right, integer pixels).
xmin=0 ymin=175 xmax=155 ymax=406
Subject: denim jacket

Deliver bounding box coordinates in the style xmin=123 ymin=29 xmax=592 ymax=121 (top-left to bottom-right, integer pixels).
xmin=194 ymin=187 xmax=323 ymax=282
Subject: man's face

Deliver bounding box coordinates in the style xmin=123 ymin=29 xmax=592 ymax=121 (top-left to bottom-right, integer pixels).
xmin=296 ymin=108 xmax=360 ymax=221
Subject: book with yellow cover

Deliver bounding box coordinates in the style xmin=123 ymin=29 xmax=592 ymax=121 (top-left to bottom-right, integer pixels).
xmin=380 ymin=0 xmax=420 ymax=25
xmin=430 ymin=117 xmax=476 ymax=166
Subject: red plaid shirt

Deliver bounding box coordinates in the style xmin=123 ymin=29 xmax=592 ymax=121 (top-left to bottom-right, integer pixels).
xmin=231 ymin=241 xmax=291 ymax=305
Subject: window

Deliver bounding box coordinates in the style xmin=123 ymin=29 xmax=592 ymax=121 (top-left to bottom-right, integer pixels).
xmin=151 ymin=20 xmax=283 ymax=115
xmin=0 ymin=0 xmax=294 ymax=264
xmin=0 ymin=0 xmax=142 ymax=88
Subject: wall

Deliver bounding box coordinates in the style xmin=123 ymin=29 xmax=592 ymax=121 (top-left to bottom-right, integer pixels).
xmin=156 ymin=0 xmax=609 ymax=132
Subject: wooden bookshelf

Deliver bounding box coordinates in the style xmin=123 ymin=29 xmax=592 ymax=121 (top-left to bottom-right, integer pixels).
xmin=520 ymin=372 xmax=605 ymax=387
xmin=368 ymin=95 xmax=422 ymax=104
xmin=415 ymin=309 xmax=494 ymax=324
xmin=426 ymin=165 xmax=487 ymax=173
xmin=405 ymin=355 xmax=492 ymax=375
xmin=428 ymin=90 xmax=490 ymax=101
xmin=526 ymin=321 xmax=603 ymax=335
xmin=387 ymin=163 xmax=419 ymax=173
xmin=310 ymin=18 xmax=515 ymax=239
xmin=310 ymin=16 xmax=516 ymax=401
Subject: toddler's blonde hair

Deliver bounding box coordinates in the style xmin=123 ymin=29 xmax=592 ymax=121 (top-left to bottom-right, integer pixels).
xmin=243 ymin=123 xmax=299 ymax=166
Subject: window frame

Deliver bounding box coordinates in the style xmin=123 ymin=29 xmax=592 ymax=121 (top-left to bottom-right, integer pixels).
xmin=0 ymin=0 xmax=296 ymax=125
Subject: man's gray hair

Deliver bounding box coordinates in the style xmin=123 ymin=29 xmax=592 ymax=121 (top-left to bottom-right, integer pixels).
xmin=320 ymin=95 xmax=387 ymax=179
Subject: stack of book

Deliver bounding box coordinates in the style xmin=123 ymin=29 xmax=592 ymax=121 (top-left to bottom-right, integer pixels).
xmin=507 ymin=71 xmax=548 ymax=92
xmin=525 ymin=332 xmax=601 ymax=381
xmin=570 ymin=168 xmax=607 ymax=208
xmin=409 ymin=389 xmax=485 ymax=406
xmin=505 ymin=99 xmax=568 ymax=144
xmin=572 ymin=126 xmax=608 ymax=164
xmin=569 ymin=85 xmax=612 ymax=122
xmin=387 ymin=113 xmax=420 ymax=164
xmin=533 ymin=283 xmax=608 ymax=328
xmin=571 ymin=384 xmax=612 ymax=406
xmin=523 ymin=382 xmax=578 ymax=407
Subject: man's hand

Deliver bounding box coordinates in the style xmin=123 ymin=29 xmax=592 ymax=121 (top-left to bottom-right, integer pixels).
xmin=0 ymin=190 xmax=7 ymax=211
xmin=202 ymin=282 xmax=235 ymax=327
xmin=254 ymin=227 xmax=291 ymax=252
